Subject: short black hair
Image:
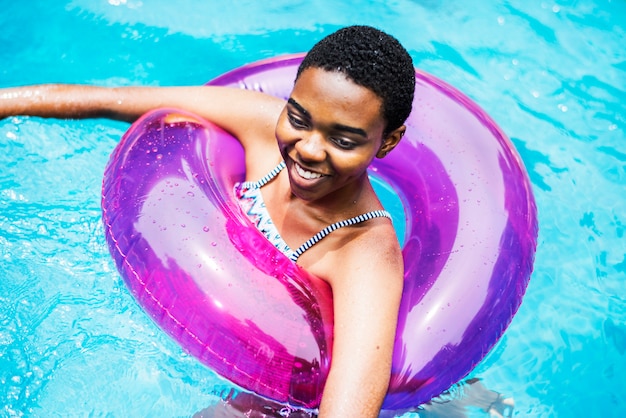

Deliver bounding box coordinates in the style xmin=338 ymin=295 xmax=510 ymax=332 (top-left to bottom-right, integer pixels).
xmin=297 ymin=25 xmax=415 ymax=135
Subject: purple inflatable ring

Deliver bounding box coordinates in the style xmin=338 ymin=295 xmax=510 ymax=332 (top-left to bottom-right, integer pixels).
xmin=101 ymin=54 xmax=537 ymax=412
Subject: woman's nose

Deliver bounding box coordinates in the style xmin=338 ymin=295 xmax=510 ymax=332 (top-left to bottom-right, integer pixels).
xmin=295 ymin=132 xmax=326 ymax=162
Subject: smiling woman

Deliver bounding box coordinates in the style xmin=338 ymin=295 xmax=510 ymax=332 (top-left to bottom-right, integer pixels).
xmin=0 ymin=25 xmax=536 ymax=417
xmin=99 ymin=52 xmax=536 ymax=416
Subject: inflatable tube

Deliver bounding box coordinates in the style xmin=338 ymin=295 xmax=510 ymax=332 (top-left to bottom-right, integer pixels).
xmin=101 ymin=54 xmax=537 ymax=412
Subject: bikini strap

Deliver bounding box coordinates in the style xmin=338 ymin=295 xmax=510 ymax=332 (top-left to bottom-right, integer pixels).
xmin=239 ymin=161 xmax=286 ymax=190
xmin=289 ymin=210 xmax=392 ymax=262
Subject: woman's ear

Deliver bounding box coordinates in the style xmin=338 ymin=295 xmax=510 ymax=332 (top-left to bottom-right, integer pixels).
xmin=376 ymin=125 xmax=406 ymax=158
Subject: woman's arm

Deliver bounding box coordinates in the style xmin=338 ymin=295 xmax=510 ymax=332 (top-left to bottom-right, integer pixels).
xmin=318 ymin=229 xmax=404 ymax=417
xmin=0 ymin=84 xmax=285 ymax=149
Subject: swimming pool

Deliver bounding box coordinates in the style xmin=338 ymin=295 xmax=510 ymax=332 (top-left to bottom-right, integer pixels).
xmin=1 ymin=0 xmax=624 ymax=416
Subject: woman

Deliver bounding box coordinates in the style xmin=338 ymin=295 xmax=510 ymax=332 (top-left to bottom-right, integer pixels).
xmin=1 ymin=26 xmax=416 ymax=417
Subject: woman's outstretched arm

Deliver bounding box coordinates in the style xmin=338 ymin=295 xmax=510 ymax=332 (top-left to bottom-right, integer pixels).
xmin=0 ymin=84 xmax=285 ymax=147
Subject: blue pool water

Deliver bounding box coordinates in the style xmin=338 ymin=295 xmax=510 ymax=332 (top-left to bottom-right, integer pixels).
xmin=1 ymin=1 xmax=624 ymax=416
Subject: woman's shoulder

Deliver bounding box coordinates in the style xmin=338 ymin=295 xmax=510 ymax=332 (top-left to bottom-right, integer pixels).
xmin=343 ymin=218 xmax=402 ymax=274
xmin=303 ymin=216 xmax=403 ymax=289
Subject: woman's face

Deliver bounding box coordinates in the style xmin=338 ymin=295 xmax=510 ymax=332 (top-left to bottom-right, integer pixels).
xmin=275 ymin=67 xmax=396 ymax=203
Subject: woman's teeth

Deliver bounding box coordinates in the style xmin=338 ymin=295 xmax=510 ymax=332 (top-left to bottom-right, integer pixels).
xmin=296 ymin=163 xmax=322 ymax=179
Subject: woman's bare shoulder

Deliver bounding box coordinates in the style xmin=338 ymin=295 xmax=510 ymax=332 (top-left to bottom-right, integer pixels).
xmin=308 ymin=218 xmax=403 ymax=290
xmin=345 ymin=220 xmax=403 ymax=280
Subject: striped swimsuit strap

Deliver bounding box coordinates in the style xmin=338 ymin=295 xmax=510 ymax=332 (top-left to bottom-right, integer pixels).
xmin=238 ymin=160 xmax=392 ymax=262
xmin=239 ymin=161 xmax=286 ymax=190
xmin=289 ymin=209 xmax=392 ymax=262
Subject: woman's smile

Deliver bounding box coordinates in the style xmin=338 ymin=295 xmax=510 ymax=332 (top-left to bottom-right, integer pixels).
xmin=295 ymin=161 xmax=324 ymax=180
xmin=286 ymin=157 xmax=330 ymax=199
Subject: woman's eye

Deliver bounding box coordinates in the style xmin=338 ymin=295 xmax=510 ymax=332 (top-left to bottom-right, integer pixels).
xmin=332 ymin=137 xmax=357 ymax=150
xmin=287 ymin=113 xmax=308 ymax=129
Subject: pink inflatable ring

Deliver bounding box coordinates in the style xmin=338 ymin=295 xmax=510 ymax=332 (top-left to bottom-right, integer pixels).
xmin=101 ymin=54 xmax=537 ymax=412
